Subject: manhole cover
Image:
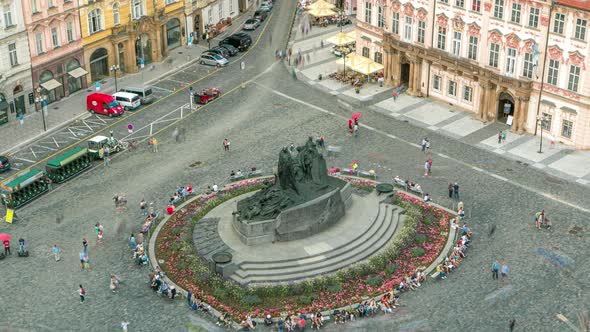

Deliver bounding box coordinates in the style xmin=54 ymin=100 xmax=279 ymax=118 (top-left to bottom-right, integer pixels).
xmin=376 ymin=183 xmax=394 ymax=194
xmin=212 ymin=252 xmax=232 ymax=264
xmin=189 ymin=161 xmax=202 ymax=167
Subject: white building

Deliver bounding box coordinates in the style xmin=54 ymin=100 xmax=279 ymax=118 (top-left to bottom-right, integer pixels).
xmin=0 ymin=0 xmax=34 ymax=125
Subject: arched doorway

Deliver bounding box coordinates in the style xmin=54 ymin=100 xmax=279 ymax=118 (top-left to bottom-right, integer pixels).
xmin=89 ymin=48 xmax=109 ymax=82
xmin=135 ymin=33 xmax=152 ymax=67
xmin=40 ymin=70 xmax=57 ymax=103
xmin=13 ymin=85 xmax=25 ymax=115
xmin=66 ymin=59 xmax=83 ymax=94
xmin=166 ymin=18 xmax=181 ymax=50
xmin=118 ymin=43 xmax=126 ymax=72
xmin=400 ymin=63 xmax=410 ymax=85
xmin=497 ymin=91 xmax=515 ymax=122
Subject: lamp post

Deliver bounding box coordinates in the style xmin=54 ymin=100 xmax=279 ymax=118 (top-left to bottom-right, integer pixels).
xmin=537 ymin=114 xmax=549 ymax=153
xmin=189 ymin=87 xmax=194 ymax=110
xmin=110 ymin=65 xmax=120 ymax=92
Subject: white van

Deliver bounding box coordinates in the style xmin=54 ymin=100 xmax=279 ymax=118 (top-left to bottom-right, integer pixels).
xmin=112 ymin=92 xmax=141 ymax=110
xmin=119 ymin=86 xmax=155 ymax=105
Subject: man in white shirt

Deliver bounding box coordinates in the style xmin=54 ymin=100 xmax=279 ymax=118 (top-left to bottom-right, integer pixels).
xmin=212 ymin=184 xmax=218 ymax=192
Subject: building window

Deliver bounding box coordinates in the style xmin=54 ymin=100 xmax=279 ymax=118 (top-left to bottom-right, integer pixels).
xmin=488 ymin=42 xmax=499 ymax=67
xmin=51 ymin=27 xmax=59 ymax=48
xmin=113 ymin=4 xmax=120 ymax=25
xmin=452 ymin=31 xmax=461 ymax=56
xmin=472 ymin=0 xmax=481 ymax=12
xmin=528 ymin=7 xmax=539 ymax=28
xmin=510 ymin=3 xmax=521 ymax=24
xmin=32 ymin=0 xmax=38 ymax=13
xmin=541 ymin=113 xmax=552 ymax=130
xmin=437 ymin=26 xmax=446 ymax=50
xmin=88 ymin=9 xmax=102 ymax=34
xmin=455 ymin=0 xmax=464 ymax=8
xmin=3 ymin=6 xmax=12 ymax=27
xmin=208 ymin=7 xmax=213 ymax=24
xmin=433 ymin=75 xmax=441 ymax=90
xmin=553 ymin=13 xmax=565 ymax=34
xmin=522 ymin=52 xmax=533 ymax=79
xmin=35 ymin=31 xmax=43 ymax=54
xmin=505 ymin=47 xmax=516 ymax=76
xmin=8 ymin=43 xmax=17 ymax=66
xmin=165 ymin=0 xmax=177 ymax=4
xmin=440 ymin=0 xmax=448 ymax=4
xmin=404 ymin=16 xmax=412 ymax=41
xmin=547 ymin=59 xmax=559 ymax=86
xmin=448 ymin=80 xmax=457 ymax=96
xmin=364 ymin=2 xmax=372 ymax=23
xmin=374 ymin=52 xmax=383 ymax=64
xmin=362 ymin=47 xmax=369 ymax=57
xmin=493 ymin=0 xmax=503 ymax=19
xmin=48 ymin=0 xmax=53 ymax=7
xmin=468 ymin=36 xmax=478 ymax=60
xmin=392 ymin=12 xmax=399 ymax=34
xmin=574 ymin=18 xmax=587 ymax=40
xmin=463 ymin=86 xmax=472 ymax=102
xmin=377 ymin=6 xmax=384 ymax=28
xmin=561 ymin=119 xmax=573 ymax=138
xmin=417 ymin=20 xmax=425 ymax=43
xmin=568 ymin=65 xmax=580 ymax=92
xmin=132 ymin=0 xmax=145 ymax=20
xmin=67 ymin=21 xmax=74 ymax=42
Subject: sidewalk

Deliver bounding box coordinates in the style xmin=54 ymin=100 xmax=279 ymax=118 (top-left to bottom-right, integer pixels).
xmin=286 ymin=14 xmax=590 ymax=188
xmin=0 ymin=8 xmax=255 ymax=156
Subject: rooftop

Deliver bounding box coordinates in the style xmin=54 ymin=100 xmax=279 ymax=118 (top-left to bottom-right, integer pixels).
xmin=557 ymin=0 xmax=590 ymax=11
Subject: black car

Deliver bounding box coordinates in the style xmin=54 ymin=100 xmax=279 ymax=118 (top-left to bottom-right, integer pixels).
xmin=219 ymin=33 xmax=252 ymax=52
xmin=207 ymin=46 xmax=230 ymax=59
xmin=0 ymin=155 xmax=10 ymax=172
xmin=254 ymin=10 xmax=268 ymax=22
xmin=218 ymin=44 xmax=239 ymax=56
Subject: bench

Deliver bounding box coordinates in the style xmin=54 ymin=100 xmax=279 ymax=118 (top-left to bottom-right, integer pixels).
xmin=359 ymin=170 xmax=377 ymax=180
xmin=230 ymin=174 xmax=246 ymax=182
xmin=247 ymin=170 xmax=262 ymax=178
xmin=430 ymin=271 xmax=440 ymax=279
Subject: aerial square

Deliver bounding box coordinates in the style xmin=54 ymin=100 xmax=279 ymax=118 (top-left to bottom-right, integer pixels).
xmin=0 ymin=0 xmax=589 ymax=331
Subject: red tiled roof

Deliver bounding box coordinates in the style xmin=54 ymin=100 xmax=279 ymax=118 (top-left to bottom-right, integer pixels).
xmin=557 ymin=0 xmax=590 ymax=11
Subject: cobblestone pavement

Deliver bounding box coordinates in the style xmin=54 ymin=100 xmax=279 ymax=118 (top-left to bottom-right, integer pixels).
xmin=1 ymin=3 xmax=589 ymax=332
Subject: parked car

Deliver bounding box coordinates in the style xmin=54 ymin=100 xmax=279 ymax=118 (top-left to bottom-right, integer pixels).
xmin=119 ymin=86 xmax=155 ymax=105
xmin=253 ymin=10 xmax=268 ymax=22
xmin=259 ymin=2 xmax=272 ymax=12
xmin=112 ymin=92 xmax=141 ymax=111
xmin=218 ymin=44 xmax=239 ymax=56
xmin=219 ymin=33 xmax=252 ymax=52
xmin=200 ymin=53 xmax=229 ymax=66
xmin=86 ymin=93 xmax=124 ymax=117
xmin=243 ymin=18 xmax=261 ymax=30
xmin=0 ymin=155 xmax=10 ymax=172
xmin=193 ymin=87 xmax=221 ymax=104
xmin=260 ymin=1 xmax=273 ymax=9
xmin=207 ymin=46 xmax=230 ymax=59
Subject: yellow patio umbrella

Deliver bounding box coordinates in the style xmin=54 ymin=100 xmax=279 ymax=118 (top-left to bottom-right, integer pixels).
xmin=308 ymin=7 xmax=337 ymax=17
xmin=346 ymin=30 xmax=357 ymax=39
xmin=326 ymin=32 xmax=356 ymax=46
xmin=336 ymin=53 xmax=369 ymax=76
xmin=350 ymin=59 xmax=384 ymax=75
xmin=307 ymin=0 xmax=336 ymax=10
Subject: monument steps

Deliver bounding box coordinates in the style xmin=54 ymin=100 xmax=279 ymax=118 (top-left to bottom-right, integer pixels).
xmin=230 ymin=203 xmax=401 ymax=285
xmin=238 ymin=202 xmax=388 ymax=270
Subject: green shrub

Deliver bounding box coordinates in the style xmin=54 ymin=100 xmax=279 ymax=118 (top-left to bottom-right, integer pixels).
xmin=415 ymin=234 xmax=427 ymax=245
xmin=297 ymin=294 xmax=317 ymax=305
xmin=243 ymin=294 xmax=262 ymax=306
xmin=385 ymin=263 xmax=397 ymax=275
xmin=213 ymin=288 xmax=228 ymax=301
xmin=411 ymin=247 xmax=425 ymax=257
xmin=289 ymin=283 xmax=305 ymax=296
xmin=176 ymin=260 xmax=188 ymax=271
xmin=368 ymin=255 xmax=387 ymax=273
xmin=327 ymin=283 xmax=343 ymax=293
xmin=366 ymin=275 xmax=383 ymax=287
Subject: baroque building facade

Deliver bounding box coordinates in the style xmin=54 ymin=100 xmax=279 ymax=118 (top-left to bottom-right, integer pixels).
xmin=356 ymin=0 xmax=589 ymax=149
xmin=0 ymin=0 xmax=34 ymax=124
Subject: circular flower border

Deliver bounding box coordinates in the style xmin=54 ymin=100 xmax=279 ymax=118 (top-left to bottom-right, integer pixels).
xmin=152 ymin=176 xmax=456 ymax=321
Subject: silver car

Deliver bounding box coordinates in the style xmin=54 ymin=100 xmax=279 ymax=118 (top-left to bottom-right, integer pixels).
xmin=199 ymin=53 xmax=229 ymax=67
xmin=243 ymin=18 xmax=260 ymax=31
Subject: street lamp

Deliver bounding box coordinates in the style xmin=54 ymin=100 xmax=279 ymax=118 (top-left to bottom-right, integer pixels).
xmin=189 ymin=87 xmax=194 ymax=110
xmin=110 ymin=65 xmax=120 ymax=92
xmin=537 ymin=114 xmax=549 ymax=153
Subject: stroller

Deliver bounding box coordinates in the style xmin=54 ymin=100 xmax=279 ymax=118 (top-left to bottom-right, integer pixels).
xmin=18 ymin=238 xmax=29 ymax=257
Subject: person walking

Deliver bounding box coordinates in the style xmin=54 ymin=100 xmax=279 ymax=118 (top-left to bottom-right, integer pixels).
xmin=79 ymin=252 xmax=86 ymax=270
xmin=392 ymin=89 xmax=398 ymax=101
xmin=82 ymin=238 xmax=88 ymax=254
xmin=425 ymin=140 xmax=431 ymax=154
xmin=3 ymin=239 xmax=10 ymax=256
xmin=498 ymin=131 xmax=502 ymax=144
xmin=103 ymin=145 xmax=110 ymax=167
xmin=424 ymin=161 xmax=429 ymax=176
xmin=453 ymin=182 xmax=460 ymax=200
xmin=140 ymin=199 xmax=147 ymax=216
xmin=354 ymin=124 xmax=359 ymax=138
xmin=151 ymin=137 xmax=159 ymax=153
xmin=130 ymin=234 xmax=137 ymax=249
xmin=110 ymin=274 xmax=120 ymax=292
xmin=52 ymin=245 xmax=61 ymax=261
xmin=223 ymin=138 xmax=230 ymax=152
xmin=97 ymin=229 xmax=103 ymax=247
xmin=121 ymin=321 xmax=130 ymax=331
xmin=79 ymin=285 xmax=86 ymax=303
xmin=509 ymin=319 xmax=516 ymax=332
xmin=491 ymin=260 xmax=500 ymax=279
xmin=421 ymin=138 xmax=427 ymax=153
xmin=501 ymin=262 xmax=509 ymax=279
xmin=427 ymin=157 xmax=433 ymax=175
xmin=502 ymin=130 xmax=507 ymax=143
xmin=448 ymin=183 xmax=454 ymax=198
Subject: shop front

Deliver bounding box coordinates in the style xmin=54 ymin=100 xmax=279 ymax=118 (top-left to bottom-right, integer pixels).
xmin=166 ymin=19 xmax=182 ymax=50
xmin=66 ymin=59 xmax=87 ymax=95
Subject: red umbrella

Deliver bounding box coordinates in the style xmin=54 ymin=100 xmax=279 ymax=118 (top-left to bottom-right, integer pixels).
xmin=0 ymin=233 xmax=11 ymax=242
xmin=352 ymin=112 xmax=361 ymax=121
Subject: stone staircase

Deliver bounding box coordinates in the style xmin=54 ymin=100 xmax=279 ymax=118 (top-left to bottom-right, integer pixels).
xmin=229 ymin=202 xmax=403 ymax=286
xmin=193 ymin=218 xmax=235 ymax=264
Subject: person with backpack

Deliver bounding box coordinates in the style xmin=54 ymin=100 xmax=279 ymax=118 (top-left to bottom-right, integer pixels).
xmin=491 ymin=261 xmax=500 ymax=280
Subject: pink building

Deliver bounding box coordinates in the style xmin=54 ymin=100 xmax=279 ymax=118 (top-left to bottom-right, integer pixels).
xmin=22 ymin=0 xmax=88 ymax=107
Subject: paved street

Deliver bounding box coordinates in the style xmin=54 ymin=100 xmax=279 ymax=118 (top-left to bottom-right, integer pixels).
xmin=1 ymin=1 xmax=589 ymax=331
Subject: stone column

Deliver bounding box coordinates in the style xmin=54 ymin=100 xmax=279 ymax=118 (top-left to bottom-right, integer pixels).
xmin=392 ymin=52 xmax=400 ymax=85
xmin=478 ymin=82 xmax=489 ymax=121
xmin=415 ymin=59 xmax=422 ymax=97
xmin=408 ymin=61 xmax=415 ymax=94
xmin=518 ymin=98 xmax=530 ymax=134
xmin=383 ymin=50 xmax=391 ymax=86
xmin=511 ymin=96 xmax=522 ymax=132
xmin=487 ymin=85 xmax=497 ymax=121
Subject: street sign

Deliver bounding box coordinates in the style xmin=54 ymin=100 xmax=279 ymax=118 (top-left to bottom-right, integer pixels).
xmin=127 ymin=124 xmax=134 ymax=134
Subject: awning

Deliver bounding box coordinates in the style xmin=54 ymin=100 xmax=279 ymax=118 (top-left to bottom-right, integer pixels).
xmin=560 ymin=106 xmax=577 ymax=114
xmin=68 ymin=67 xmax=88 ymax=79
xmin=540 ymin=100 xmax=556 ymax=107
xmin=40 ymin=79 xmax=62 ymax=91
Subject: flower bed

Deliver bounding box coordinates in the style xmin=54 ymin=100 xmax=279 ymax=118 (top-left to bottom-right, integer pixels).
xmin=155 ymin=178 xmax=452 ymax=321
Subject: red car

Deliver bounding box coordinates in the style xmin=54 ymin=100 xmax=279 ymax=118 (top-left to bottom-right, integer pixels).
xmin=194 ymin=88 xmax=220 ymax=104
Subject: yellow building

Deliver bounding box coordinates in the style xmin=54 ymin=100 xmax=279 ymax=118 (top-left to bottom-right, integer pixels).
xmin=79 ymin=0 xmax=186 ymax=85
